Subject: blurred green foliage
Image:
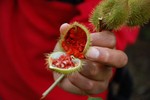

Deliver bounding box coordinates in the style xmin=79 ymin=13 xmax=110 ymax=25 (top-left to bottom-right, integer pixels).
xmin=88 ymin=97 xmax=102 ymax=100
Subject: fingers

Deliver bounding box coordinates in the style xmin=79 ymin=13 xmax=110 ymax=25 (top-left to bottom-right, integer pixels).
xmin=68 ymin=72 xmax=109 ymax=94
xmin=85 ymin=47 xmax=128 ymax=68
xmin=54 ymin=23 xmax=70 ymax=51
xmin=91 ymin=31 xmax=116 ymax=48
xmin=53 ymin=72 xmax=85 ymax=95
xmin=54 ymin=70 xmax=110 ymax=95
xmin=80 ymin=60 xmax=113 ymax=81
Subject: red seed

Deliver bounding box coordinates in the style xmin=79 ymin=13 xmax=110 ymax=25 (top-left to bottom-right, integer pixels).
xmin=61 ymin=26 xmax=87 ymax=60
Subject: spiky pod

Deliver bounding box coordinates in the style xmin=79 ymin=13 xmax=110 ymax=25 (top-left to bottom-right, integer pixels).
xmin=89 ymin=0 xmax=129 ymax=31
xmin=47 ymin=52 xmax=82 ymax=74
xmin=127 ymin=0 xmax=150 ymax=26
xmin=47 ymin=22 xmax=91 ymax=74
xmin=59 ymin=22 xmax=91 ymax=58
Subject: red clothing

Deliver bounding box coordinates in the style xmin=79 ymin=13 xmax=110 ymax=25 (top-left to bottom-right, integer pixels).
xmin=0 ymin=0 xmax=139 ymax=100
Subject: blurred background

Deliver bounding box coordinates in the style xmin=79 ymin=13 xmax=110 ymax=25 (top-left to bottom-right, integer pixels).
xmin=126 ymin=22 xmax=150 ymax=100
xmin=107 ymin=22 xmax=150 ymax=100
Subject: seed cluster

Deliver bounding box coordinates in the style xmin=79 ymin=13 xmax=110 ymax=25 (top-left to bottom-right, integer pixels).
xmin=62 ymin=26 xmax=87 ymax=59
xmin=52 ymin=54 xmax=75 ymax=69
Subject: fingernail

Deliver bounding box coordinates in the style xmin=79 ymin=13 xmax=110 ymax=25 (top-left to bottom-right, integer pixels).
xmin=86 ymin=47 xmax=100 ymax=59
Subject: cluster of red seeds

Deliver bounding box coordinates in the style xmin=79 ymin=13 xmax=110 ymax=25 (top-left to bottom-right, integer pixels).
xmin=52 ymin=54 xmax=75 ymax=69
xmin=62 ymin=26 xmax=87 ymax=59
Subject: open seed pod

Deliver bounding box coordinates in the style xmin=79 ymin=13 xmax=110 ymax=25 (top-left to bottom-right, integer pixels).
xmin=47 ymin=22 xmax=90 ymax=74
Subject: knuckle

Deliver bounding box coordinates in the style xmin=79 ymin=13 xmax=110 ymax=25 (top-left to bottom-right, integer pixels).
xmin=107 ymin=70 xmax=113 ymax=79
xmin=87 ymin=81 xmax=109 ymax=95
xmin=123 ymin=53 xmax=128 ymax=66
xmin=105 ymin=31 xmax=116 ymax=48
xmin=110 ymin=35 xmax=116 ymax=48
xmin=83 ymin=81 xmax=95 ymax=91
xmin=118 ymin=51 xmax=128 ymax=67
xmin=90 ymin=64 xmax=100 ymax=76
xmin=100 ymin=81 xmax=108 ymax=92
xmin=102 ymin=69 xmax=113 ymax=80
xmin=103 ymin=48 xmax=110 ymax=63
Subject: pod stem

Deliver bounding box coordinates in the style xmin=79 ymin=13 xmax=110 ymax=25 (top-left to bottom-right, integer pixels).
xmin=98 ymin=17 xmax=112 ymax=32
xmin=41 ymin=74 xmax=65 ymax=100
xmin=98 ymin=17 xmax=103 ymax=32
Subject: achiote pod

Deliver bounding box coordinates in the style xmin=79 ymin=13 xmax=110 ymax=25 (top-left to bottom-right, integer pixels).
xmin=41 ymin=22 xmax=91 ymax=99
xmin=46 ymin=22 xmax=91 ymax=74
xmin=89 ymin=0 xmax=129 ymax=31
xmin=127 ymin=0 xmax=150 ymax=26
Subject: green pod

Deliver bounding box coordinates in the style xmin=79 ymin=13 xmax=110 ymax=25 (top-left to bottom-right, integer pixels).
xmin=59 ymin=22 xmax=91 ymax=58
xmin=47 ymin=22 xmax=91 ymax=74
xmin=127 ymin=0 xmax=150 ymax=26
xmin=89 ymin=0 xmax=129 ymax=31
xmin=47 ymin=52 xmax=82 ymax=74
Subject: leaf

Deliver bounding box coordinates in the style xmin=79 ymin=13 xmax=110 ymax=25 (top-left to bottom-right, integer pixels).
xmin=88 ymin=97 xmax=102 ymax=100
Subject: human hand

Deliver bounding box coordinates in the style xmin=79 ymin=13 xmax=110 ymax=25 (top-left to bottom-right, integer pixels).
xmin=53 ymin=23 xmax=128 ymax=95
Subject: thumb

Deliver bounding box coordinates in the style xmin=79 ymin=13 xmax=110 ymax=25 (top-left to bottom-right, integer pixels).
xmin=54 ymin=23 xmax=70 ymax=51
xmin=60 ymin=23 xmax=70 ymax=35
xmin=85 ymin=47 xmax=128 ymax=68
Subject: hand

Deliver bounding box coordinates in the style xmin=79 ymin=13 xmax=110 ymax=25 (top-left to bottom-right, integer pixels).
xmin=53 ymin=23 xmax=128 ymax=95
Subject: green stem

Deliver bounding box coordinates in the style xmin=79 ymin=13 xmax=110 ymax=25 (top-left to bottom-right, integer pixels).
xmin=41 ymin=74 xmax=65 ymax=99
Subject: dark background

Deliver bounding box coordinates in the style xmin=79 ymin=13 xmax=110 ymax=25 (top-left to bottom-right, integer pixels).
xmin=107 ymin=22 xmax=150 ymax=100
xmin=126 ymin=22 xmax=150 ymax=100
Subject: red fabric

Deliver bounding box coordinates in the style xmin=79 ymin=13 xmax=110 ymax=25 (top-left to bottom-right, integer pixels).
xmin=0 ymin=0 xmax=139 ymax=100
xmin=114 ymin=26 xmax=139 ymax=50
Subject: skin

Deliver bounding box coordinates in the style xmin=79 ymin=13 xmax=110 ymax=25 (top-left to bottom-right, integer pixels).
xmin=53 ymin=23 xmax=128 ymax=95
